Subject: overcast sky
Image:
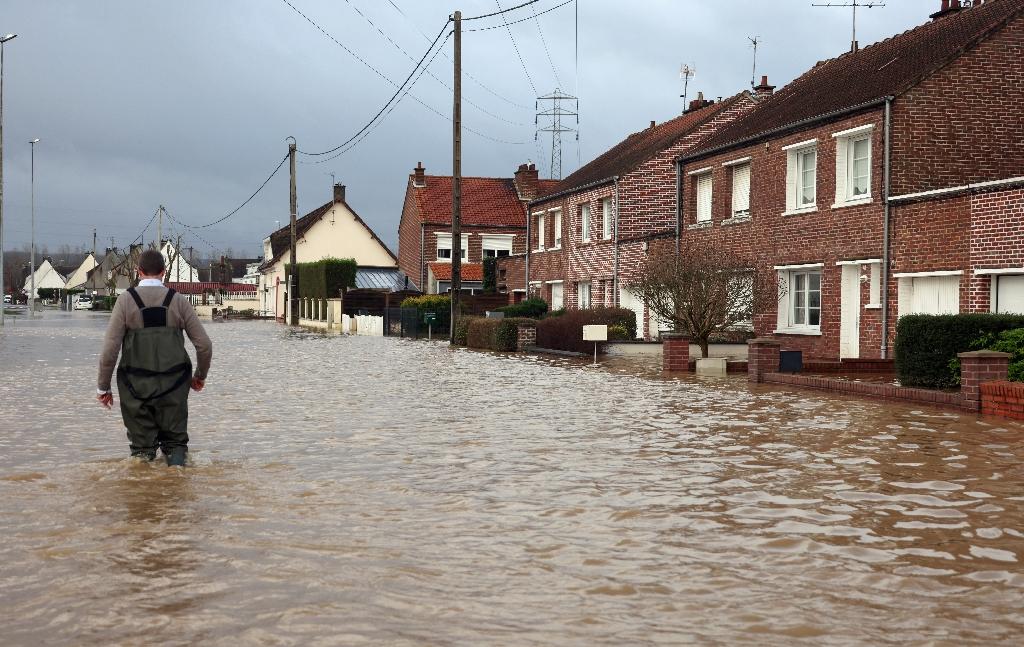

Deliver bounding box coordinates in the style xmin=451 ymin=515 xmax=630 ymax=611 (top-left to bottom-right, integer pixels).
xmin=1 ymin=0 xmax=934 ymax=259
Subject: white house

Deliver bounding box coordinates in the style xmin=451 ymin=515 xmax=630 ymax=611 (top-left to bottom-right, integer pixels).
xmin=64 ymin=253 xmax=98 ymax=290
xmin=22 ymin=258 xmax=68 ymax=299
xmin=160 ymin=241 xmax=199 ymax=282
xmin=258 ymin=184 xmax=398 ymax=319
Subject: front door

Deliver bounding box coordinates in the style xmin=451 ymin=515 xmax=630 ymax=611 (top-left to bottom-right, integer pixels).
xmin=840 ymin=264 xmax=860 ymax=359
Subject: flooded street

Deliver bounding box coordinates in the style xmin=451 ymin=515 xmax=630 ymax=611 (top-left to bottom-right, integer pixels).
xmin=2 ymin=313 xmax=1024 ymax=645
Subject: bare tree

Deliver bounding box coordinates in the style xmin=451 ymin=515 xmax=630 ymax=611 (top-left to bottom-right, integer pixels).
xmin=627 ymin=242 xmax=784 ymax=358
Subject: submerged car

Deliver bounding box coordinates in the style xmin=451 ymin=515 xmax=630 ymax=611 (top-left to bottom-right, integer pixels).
xmin=75 ymin=294 xmax=93 ymax=310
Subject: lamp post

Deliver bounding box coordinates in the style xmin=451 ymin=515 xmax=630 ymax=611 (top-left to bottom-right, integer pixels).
xmin=0 ymin=33 xmax=17 ymax=325
xmin=28 ymin=137 xmax=38 ymax=316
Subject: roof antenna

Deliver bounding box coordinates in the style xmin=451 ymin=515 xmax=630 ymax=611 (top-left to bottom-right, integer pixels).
xmin=679 ymin=63 xmax=696 ymax=113
xmin=748 ymin=37 xmax=761 ymax=88
xmin=811 ymin=0 xmax=886 ymax=52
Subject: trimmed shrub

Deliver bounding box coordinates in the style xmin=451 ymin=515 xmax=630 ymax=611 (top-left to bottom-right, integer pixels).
xmin=287 ymin=258 xmax=357 ymax=299
xmin=498 ymin=297 xmax=548 ymax=319
xmin=895 ymin=314 xmax=1024 ymax=388
xmin=536 ymin=307 xmax=638 ymax=354
xmin=466 ymin=316 xmax=536 ymax=351
xmin=482 ymin=257 xmax=497 ymax=293
xmin=453 ymin=315 xmax=478 ymax=346
xmin=972 ymin=327 xmax=1024 ymax=382
xmin=466 ymin=318 xmax=501 ymax=350
xmin=608 ymin=324 xmax=629 ymax=340
xmin=402 ymin=294 xmax=455 ymax=331
xmin=545 ymin=308 xmax=566 ymax=318
xmin=495 ymin=317 xmax=535 ymax=351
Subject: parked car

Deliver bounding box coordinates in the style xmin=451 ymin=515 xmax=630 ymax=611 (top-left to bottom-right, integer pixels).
xmin=75 ymin=294 xmax=93 ymax=311
xmin=2 ymin=294 xmax=10 ymax=304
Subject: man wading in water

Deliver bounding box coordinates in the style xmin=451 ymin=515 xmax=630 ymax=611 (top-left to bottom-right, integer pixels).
xmin=96 ymin=249 xmax=213 ymax=466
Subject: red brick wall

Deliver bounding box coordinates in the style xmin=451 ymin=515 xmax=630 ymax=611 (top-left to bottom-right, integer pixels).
xmin=890 ymin=16 xmax=1024 ymax=196
xmin=981 ymin=381 xmax=1024 ymax=420
xmin=969 ymin=187 xmax=1024 ymax=312
xmin=397 ymin=177 xmax=424 ymax=290
xmin=679 ymin=110 xmax=887 ymax=359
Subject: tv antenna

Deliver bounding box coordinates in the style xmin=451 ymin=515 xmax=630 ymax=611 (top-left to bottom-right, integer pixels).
xmin=679 ymin=63 xmax=696 ymax=112
xmin=748 ymin=37 xmax=761 ymax=88
xmin=811 ymin=1 xmax=886 ymax=52
xmin=535 ymin=89 xmax=578 ymax=180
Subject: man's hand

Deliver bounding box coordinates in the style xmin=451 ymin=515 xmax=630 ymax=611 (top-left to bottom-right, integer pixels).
xmin=97 ymin=392 xmax=114 ymax=409
xmin=191 ymin=377 xmax=205 ymax=392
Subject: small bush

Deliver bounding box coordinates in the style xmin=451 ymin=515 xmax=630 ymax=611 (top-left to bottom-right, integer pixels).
xmin=402 ymin=294 xmax=456 ymax=332
xmin=536 ymin=307 xmax=638 ymax=354
xmin=973 ymin=327 xmax=1024 ymax=382
xmin=466 ymin=316 xmax=536 ymax=351
xmin=498 ymin=298 xmax=548 ymax=319
xmin=608 ymin=324 xmax=629 ymax=340
xmin=895 ymin=314 xmax=1024 ymax=388
xmin=482 ymin=257 xmax=497 ymax=293
xmin=545 ymin=308 xmax=566 ymax=318
xmin=495 ymin=317 xmax=536 ymax=351
xmin=453 ymin=316 xmax=478 ymax=346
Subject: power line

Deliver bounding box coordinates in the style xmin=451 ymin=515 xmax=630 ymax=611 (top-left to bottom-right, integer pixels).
xmin=173 ymin=154 xmax=289 ymax=229
xmin=462 ymin=0 xmax=541 ymax=21
xmin=384 ymin=0 xmax=531 ymax=109
xmin=530 ymin=0 xmax=562 ymax=89
xmin=492 ymin=0 xmax=537 ymax=95
xmin=465 ymin=0 xmax=576 ymax=32
xmin=340 ymin=0 xmax=526 ymax=127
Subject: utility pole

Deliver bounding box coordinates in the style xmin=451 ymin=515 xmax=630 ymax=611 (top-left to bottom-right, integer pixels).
xmin=0 ymin=34 xmax=16 ymax=326
xmin=536 ymin=89 xmax=578 ymax=180
xmin=679 ymin=64 xmax=696 ymax=113
xmin=288 ymin=137 xmax=298 ymax=326
xmin=92 ymin=228 xmax=96 ymax=260
xmin=811 ymin=0 xmax=885 ymax=53
xmin=450 ymin=10 xmax=462 ymax=343
xmin=29 ymin=138 xmax=38 ymax=317
xmin=157 ymin=204 xmax=163 ymax=251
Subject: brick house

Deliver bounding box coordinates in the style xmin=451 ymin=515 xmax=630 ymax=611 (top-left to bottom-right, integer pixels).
xmin=397 ymin=161 xmax=556 ymax=294
xmin=676 ymin=0 xmax=1023 ymax=360
xmin=497 ymin=91 xmax=760 ymax=337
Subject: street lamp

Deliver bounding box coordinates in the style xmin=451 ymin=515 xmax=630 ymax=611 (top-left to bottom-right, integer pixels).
xmin=28 ymin=137 xmax=38 ymax=316
xmin=0 ymin=33 xmax=16 ymax=326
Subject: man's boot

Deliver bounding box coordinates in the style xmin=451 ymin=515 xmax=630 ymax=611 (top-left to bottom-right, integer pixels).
xmin=165 ymin=446 xmax=187 ymax=467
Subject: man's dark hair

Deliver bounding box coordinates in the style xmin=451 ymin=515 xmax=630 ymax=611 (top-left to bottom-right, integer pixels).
xmin=138 ymin=249 xmax=166 ymax=277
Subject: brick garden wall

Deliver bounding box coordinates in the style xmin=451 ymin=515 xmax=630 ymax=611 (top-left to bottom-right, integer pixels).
xmin=981 ymin=381 xmax=1024 ymax=421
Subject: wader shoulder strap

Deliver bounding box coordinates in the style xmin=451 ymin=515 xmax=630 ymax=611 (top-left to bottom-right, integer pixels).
xmin=162 ymin=288 xmax=177 ymax=307
xmin=126 ymin=287 xmax=145 ymax=310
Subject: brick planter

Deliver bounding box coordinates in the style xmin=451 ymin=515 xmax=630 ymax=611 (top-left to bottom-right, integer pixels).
xmin=958 ymin=350 xmax=1011 ymax=411
xmin=980 ymin=381 xmax=1024 ymax=420
xmin=662 ymin=333 xmax=690 ymax=372
xmin=747 ymin=338 xmax=781 ymax=383
xmin=516 ymin=323 xmax=537 ymax=351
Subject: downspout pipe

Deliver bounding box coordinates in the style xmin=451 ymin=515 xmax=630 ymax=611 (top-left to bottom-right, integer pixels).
xmin=525 ymin=203 xmax=531 ymax=297
xmin=881 ymin=97 xmax=893 ymax=359
xmin=419 ymin=223 xmax=425 ymax=292
xmin=613 ymin=175 xmax=620 ymax=305
xmin=675 ymin=160 xmax=682 ymax=252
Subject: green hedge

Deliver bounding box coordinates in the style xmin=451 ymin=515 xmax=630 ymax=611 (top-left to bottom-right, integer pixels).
xmin=466 ymin=317 xmax=536 ymax=351
xmin=482 ymin=258 xmax=497 ymax=293
xmin=287 ymin=258 xmax=357 ymax=299
xmin=970 ymin=328 xmax=1024 ymax=382
xmin=401 ymin=294 xmax=455 ymax=331
xmin=895 ymin=314 xmax=1024 ymax=388
xmin=453 ymin=315 xmax=478 ymax=346
xmin=498 ymin=297 xmax=548 ymax=319
xmin=535 ymin=307 xmax=637 ymax=355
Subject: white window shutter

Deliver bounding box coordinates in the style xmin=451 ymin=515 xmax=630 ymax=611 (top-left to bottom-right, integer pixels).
xmin=835 ymin=137 xmax=848 ymax=204
xmin=785 ymin=151 xmax=798 ymax=212
xmin=697 ymin=174 xmax=713 ymax=221
xmin=732 ymin=164 xmax=750 ymax=215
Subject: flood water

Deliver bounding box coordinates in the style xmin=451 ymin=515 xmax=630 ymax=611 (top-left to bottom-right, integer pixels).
xmin=2 ymin=313 xmax=1023 ymax=645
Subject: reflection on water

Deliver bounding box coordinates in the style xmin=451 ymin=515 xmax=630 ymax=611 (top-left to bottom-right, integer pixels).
xmin=2 ymin=313 xmax=1024 ymax=645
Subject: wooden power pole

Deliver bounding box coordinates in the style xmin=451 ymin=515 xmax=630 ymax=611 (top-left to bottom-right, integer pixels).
xmin=288 ymin=138 xmax=298 ymax=326
xmin=450 ymin=9 xmax=462 ymax=343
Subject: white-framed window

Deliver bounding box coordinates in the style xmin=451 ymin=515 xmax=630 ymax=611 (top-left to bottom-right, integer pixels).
xmin=833 ymin=124 xmax=873 ymax=205
xmin=482 ymin=234 xmax=514 ymax=259
xmin=580 ymin=203 xmax=591 ymax=242
xmin=528 ymin=281 xmax=542 ymax=299
xmin=994 ymin=274 xmax=1024 ymax=314
xmin=548 ymin=280 xmax=564 ymax=310
xmin=436 ymin=233 xmax=468 ymax=262
xmin=601 ymin=198 xmax=613 ymax=240
xmin=775 ymin=264 xmax=823 ymax=333
xmin=896 ymin=272 xmax=961 ymax=316
xmin=731 ymin=163 xmax=751 ymax=218
xmin=534 ymin=212 xmax=545 ymax=251
xmin=696 ymin=172 xmax=713 ymax=222
xmin=784 ymin=140 xmax=817 ymax=213
xmin=552 ymin=208 xmax=562 ymax=248
xmin=577 ymin=281 xmax=591 ymax=309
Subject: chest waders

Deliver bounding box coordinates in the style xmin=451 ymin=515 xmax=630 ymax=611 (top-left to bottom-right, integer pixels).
xmin=116 ymin=287 xmax=192 ymax=466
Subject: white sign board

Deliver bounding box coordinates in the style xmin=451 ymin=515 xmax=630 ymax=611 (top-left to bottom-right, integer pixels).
xmin=583 ymin=324 xmax=608 ymax=341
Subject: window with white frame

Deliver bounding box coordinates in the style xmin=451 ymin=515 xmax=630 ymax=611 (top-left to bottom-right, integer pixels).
xmin=552 ymin=209 xmax=562 ymax=248
xmin=577 ymin=281 xmax=591 ymax=309
xmin=601 ymin=198 xmax=613 ymax=240
xmin=776 ymin=265 xmax=823 ymax=332
xmin=731 ymin=163 xmax=751 ymax=218
xmin=436 ymin=233 xmax=468 ymax=262
xmin=834 ymin=125 xmax=873 ymax=205
xmin=549 ymin=281 xmax=564 ymax=310
xmin=534 ymin=212 xmax=545 ymax=251
xmin=580 ymin=203 xmax=591 ymax=242
xmin=785 ymin=141 xmax=817 ymax=212
xmin=482 ymin=234 xmax=514 ymax=258
xmin=696 ymin=172 xmax=713 ymax=222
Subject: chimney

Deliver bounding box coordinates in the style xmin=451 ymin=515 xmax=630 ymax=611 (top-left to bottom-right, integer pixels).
xmin=649 ymin=120 xmax=656 ymax=129
xmin=514 ymin=162 xmax=539 ymax=201
xmin=931 ymin=0 xmax=966 ymax=19
xmin=754 ymin=75 xmax=775 ymax=98
xmin=333 ymin=183 xmax=346 ymax=204
xmin=413 ymin=161 xmax=426 ymax=187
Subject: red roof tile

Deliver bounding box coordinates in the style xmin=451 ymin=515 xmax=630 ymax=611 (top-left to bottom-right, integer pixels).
xmin=428 ymin=262 xmax=483 ymax=282
xmin=539 ymin=96 xmax=746 ymax=197
xmin=414 ymin=176 xmax=526 ymax=227
xmin=166 ymin=281 xmax=257 ymax=294
xmin=689 ymin=0 xmax=1024 ymax=158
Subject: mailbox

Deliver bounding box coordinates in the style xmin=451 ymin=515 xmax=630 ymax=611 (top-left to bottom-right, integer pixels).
xmin=583 ymin=325 xmax=608 ymax=341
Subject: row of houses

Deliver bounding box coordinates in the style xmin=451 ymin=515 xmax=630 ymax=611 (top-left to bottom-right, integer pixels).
xmin=388 ymin=0 xmax=1022 ymax=362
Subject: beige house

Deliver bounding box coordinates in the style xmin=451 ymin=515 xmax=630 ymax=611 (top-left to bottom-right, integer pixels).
xmin=64 ymin=253 xmax=98 ymax=290
xmin=258 ymin=184 xmax=398 ymax=320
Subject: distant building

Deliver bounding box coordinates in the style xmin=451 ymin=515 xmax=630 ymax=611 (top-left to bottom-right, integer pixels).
xmin=63 ymin=253 xmax=98 ymax=291
xmin=22 ymin=258 xmax=68 ymax=298
xmin=159 ymin=240 xmax=199 ymax=282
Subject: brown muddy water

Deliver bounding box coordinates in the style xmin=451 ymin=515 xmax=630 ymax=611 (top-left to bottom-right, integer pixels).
xmin=1 ymin=313 xmax=1023 ymax=646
